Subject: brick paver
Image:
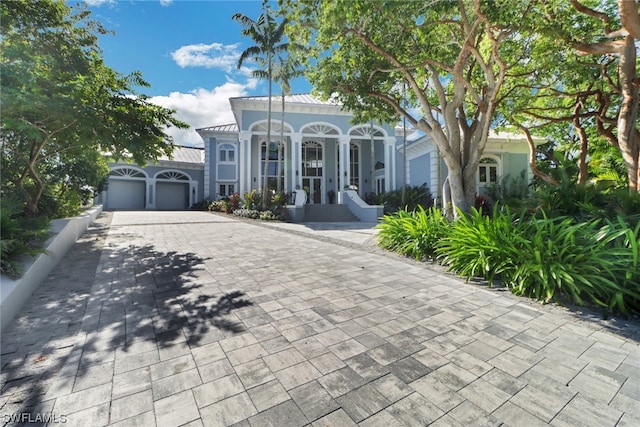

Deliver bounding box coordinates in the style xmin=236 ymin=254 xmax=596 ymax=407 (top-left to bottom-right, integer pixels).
xmin=2 ymin=210 xmax=640 ymax=426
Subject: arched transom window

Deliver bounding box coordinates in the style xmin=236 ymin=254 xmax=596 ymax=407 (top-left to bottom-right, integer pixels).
xmin=109 ymin=167 xmax=146 ymax=179
xmin=478 ymin=156 xmax=500 ymax=185
xmin=157 ymin=171 xmax=190 ymax=181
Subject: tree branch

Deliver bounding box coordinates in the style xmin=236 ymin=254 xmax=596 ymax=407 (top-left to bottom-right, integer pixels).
xmin=519 ymin=125 xmax=558 ymax=186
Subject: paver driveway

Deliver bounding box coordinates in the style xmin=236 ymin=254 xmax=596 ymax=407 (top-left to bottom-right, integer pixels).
xmin=1 ymin=211 xmax=639 ymax=426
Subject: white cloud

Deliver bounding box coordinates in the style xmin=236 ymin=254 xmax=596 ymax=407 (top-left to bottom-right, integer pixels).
xmin=149 ymin=80 xmax=259 ymax=147
xmin=85 ymin=0 xmax=172 ymax=7
xmin=171 ymin=43 xmax=243 ymax=72
xmin=83 ymin=0 xmax=115 ymax=6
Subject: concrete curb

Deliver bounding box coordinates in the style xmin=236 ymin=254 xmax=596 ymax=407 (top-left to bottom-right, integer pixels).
xmin=0 ymin=205 xmax=103 ymax=331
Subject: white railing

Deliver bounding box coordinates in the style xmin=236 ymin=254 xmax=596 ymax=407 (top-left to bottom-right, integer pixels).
xmin=340 ymin=190 xmax=383 ymax=222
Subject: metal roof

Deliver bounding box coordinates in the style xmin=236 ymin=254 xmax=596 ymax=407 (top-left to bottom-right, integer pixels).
xmin=196 ymin=123 xmax=238 ymax=132
xmin=158 ymin=146 xmax=204 ymax=164
xmin=230 ymin=93 xmax=341 ymax=106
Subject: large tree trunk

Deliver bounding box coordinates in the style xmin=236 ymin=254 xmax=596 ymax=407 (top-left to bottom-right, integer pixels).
xmin=15 ymin=139 xmax=46 ymax=217
xmin=618 ymin=35 xmax=640 ymax=191
xmin=573 ymin=116 xmax=590 ymax=185
xmin=619 ymin=0 xmax=640 ymax=39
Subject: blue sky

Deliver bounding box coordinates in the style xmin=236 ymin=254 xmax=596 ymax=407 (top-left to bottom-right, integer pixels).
xmin=84 ymin=0 xmax=312 ymax=146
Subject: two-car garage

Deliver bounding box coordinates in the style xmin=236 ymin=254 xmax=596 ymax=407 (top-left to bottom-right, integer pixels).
xmin=104 ymin=166 xmax=196 ymax=211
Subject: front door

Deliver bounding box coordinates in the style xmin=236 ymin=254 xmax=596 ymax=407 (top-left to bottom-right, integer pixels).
xmin=302 ymin=177 xmax=322 ymax=204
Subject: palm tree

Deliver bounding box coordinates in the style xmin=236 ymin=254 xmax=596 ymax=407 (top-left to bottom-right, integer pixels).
xmin=271 ymin=54 xmax=303 ymax=193
xmin=233 ymin=1 xmax=289 ymax=208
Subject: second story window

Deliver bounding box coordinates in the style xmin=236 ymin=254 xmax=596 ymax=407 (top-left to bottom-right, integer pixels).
xmin=219 ymin=144 xmax=235 ymax=163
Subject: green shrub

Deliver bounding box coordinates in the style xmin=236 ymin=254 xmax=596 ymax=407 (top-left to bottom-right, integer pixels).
xmin=435 ymin=207 xmax=640 ymax=316
xmin=190 ymin=199 xmax=210 ymax=210
xmin=259 ymin=210 xmax=284 ymax=221
xmin=243 ymin=190 xmax=259 ymax=210
xmin=375 ymin=184 xmax=434 ymax=214
xmin=377 ymin=207 xmax=449 ymax=260
xmin=1 ymin=200 xmax=50 ymax=279
xmin=436 ymin=207 xmax=522 ymax=284
xmin=508 ymin=215 xmax=620 ymax=307
xmin=233 ymin=208 xmax=261 ymax=219
xmin=600 ymin=217 xmax=640 ymax=315
xmin=208 ymin=200 xmax=226 ymax=212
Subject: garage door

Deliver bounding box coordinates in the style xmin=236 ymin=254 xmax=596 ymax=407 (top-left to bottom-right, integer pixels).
xmin=107 ymin=180 xmax=145 ymax=210
xmin=156 ymin=182 xmax=188 ymax=210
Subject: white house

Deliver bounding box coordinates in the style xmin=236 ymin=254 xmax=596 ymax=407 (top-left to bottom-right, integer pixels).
xmin=102 ymin=94 xmax=542 ymax=220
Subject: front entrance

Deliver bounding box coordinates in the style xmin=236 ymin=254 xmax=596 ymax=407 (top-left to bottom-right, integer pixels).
xmin=302 ymin=141 xmax=323 ymax=204
xmin=303 ymin=177 xmax=322 ymax=204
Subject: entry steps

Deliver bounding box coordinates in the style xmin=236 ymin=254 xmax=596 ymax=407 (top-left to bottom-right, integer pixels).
xmin=303 ymin=204 xmax=359 ymax=222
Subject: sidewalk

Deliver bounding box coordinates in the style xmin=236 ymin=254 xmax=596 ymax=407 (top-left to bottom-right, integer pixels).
xmin=1 ymin=211 xmax=639 ymax=426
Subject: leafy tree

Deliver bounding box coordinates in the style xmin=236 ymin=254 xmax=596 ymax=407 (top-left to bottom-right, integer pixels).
xmin=280 ymin=0 xmax=533 ymax=215
xmin=0 ymin=0 xmax=188 ymax=217
xmin=233 ymin=0 xmax=290 ymax=207
xmin=502 ymin=0 xmax=639 ymax=192
xmin=568 ymin=0 xmax=640 ymax=192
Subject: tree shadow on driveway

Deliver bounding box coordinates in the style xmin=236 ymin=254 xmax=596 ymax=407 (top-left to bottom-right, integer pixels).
xmin=0 ymin=217 xmax=253 ymax=422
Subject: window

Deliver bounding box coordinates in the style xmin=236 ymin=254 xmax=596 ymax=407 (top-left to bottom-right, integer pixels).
xmin=349 ymin=144 xmax=359 ymax=189
xmin=219 ymin=144 xmax=235 ymax=163
xmin=302 ymin=141 xmax=323 ymax=177
xmin=337 ymin=143 xmax=359 ymax=190
xmin=219 ymin=183 xmax=235 ymax=197
xmin=478 ymin=157 xmax=499 ymax=185
xmin=261 ymin=141 xmax=285 ymax=192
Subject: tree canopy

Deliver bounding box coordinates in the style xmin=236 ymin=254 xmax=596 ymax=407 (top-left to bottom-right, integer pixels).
xmin=280 ymin=0 xmax=534 ymax=214
xmin=280 ymin=0 xmax=640 ymax=211
xmin=0 ymin=0 xmax=188 ymax=217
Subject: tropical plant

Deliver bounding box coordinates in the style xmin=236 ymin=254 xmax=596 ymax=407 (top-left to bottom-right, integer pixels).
xmin=1 ymin=199 xmax=50 ymax=279
xmin=436 ymin=207 xmax=523 ymax=285
xmin=243 ymin=190 xmax=260 ymax=210
xmin=598 ymin=216 xmax=640 ymax=315
xmin=376 ymin=184 xmax=434 ymax=214
xmin=233 ymin=0 xmax=290 ymax=208
xmin=376 ymin=207 xmax=449 ymax=260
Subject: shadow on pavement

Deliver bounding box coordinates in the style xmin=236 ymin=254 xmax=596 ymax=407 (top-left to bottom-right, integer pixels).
xmin=0 ymin=216 xmax=254 ymax=422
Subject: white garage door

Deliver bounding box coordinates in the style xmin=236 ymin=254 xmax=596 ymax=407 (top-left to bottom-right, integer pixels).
xmin=156 ymin=182 xmax=188 ymax=210
xmin=107 ymin=180 xmax=145 ymax=210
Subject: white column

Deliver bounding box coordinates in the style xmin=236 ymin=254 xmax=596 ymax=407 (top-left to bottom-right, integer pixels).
xmin=291 ymin=133 xmax=303 ymax=189
xmin=384 ymin=139 xmax=391 ymax=192
xmin=430 ymin=148 xmax=440 ymax=201
xmin=189 ymin=181 xmax=198 ymax=207
xmin=338 ymin=135 xmax=349 ymax=190
xmin=145 ymin=178 xmax=156 ymax=209
xmin=204 ymin=138 xmax=211 ymax=200
xmin=239 ymin=131 xmax=252 ymax=193
xmin=386 ymin=137 xmax=397 ymax=191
